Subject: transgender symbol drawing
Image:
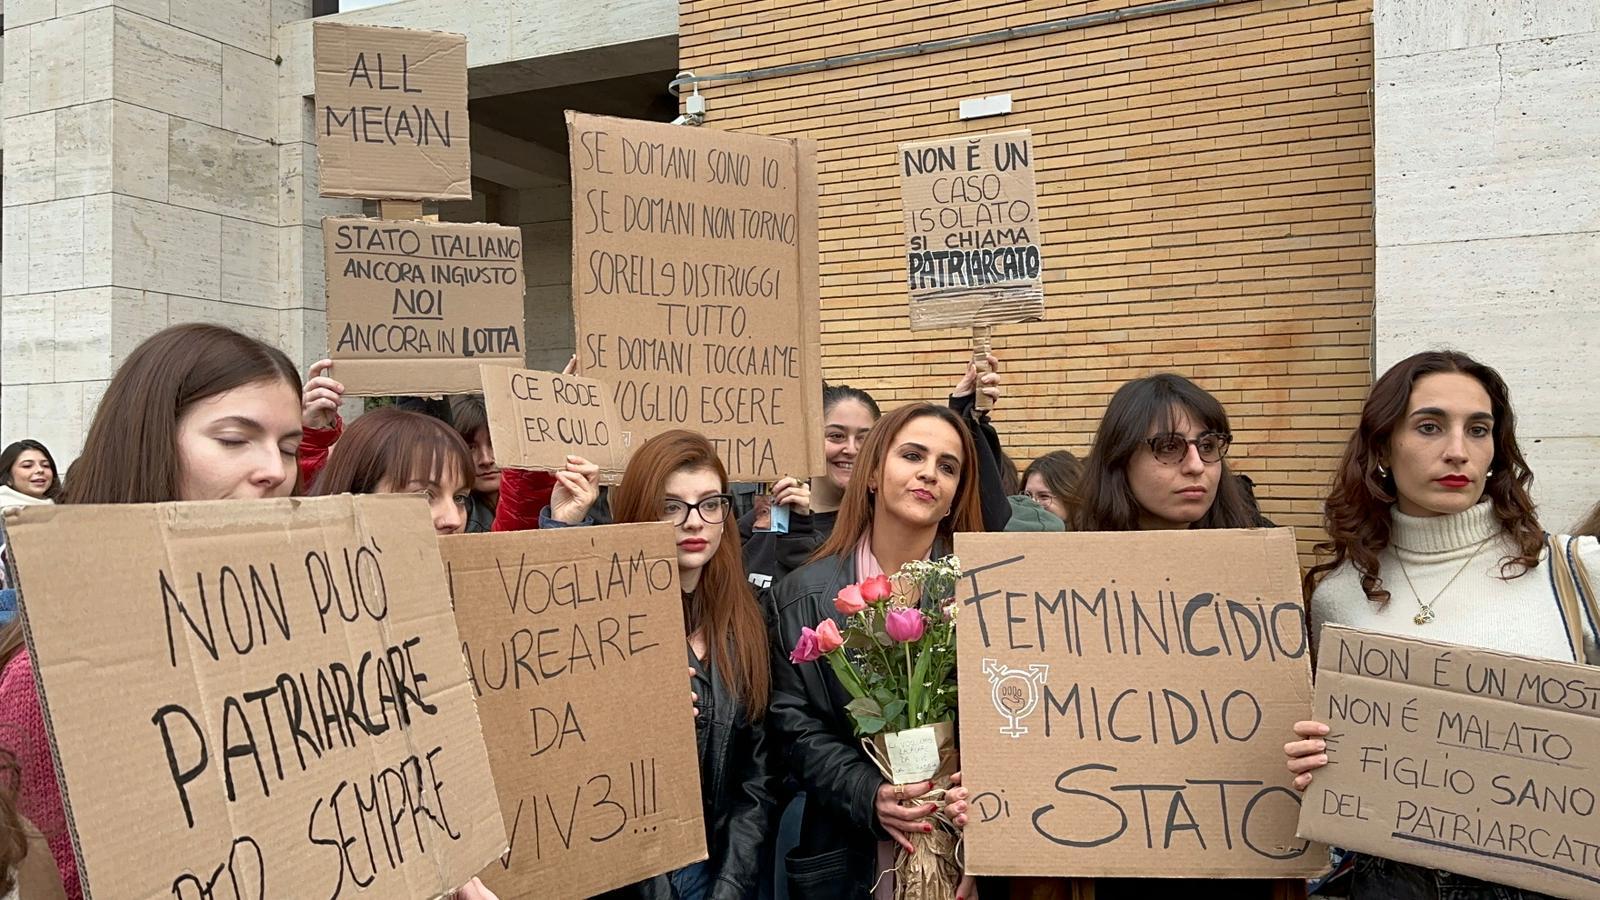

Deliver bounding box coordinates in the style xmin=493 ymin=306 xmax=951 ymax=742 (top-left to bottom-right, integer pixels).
xmin=983 ymin=658 xmax=1049 ymax=738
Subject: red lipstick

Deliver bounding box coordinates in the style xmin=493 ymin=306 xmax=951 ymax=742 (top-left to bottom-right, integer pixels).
xmin=1436 ymin=475 xmax=1471 ymax=489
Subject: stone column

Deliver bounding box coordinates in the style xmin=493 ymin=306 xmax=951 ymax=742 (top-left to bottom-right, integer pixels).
xmin=503 ymin=186 xmax=574 ymax=373
xmin=0 ymin=0 xmax=346 ymax=461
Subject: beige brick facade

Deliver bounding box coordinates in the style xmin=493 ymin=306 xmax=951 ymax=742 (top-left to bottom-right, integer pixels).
xmin=681 ymin=0 xmax=1376 ymax=557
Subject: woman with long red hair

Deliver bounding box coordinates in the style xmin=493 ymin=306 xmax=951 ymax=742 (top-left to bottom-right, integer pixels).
xmin=544 ymin=431 xmax=775 ymax=900
xmin=1287 ymin=350 xmax=1598 ymax=900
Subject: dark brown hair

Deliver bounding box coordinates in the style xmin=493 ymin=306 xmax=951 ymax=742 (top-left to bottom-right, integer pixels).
xmin=815 ymin=403 xmax=986 ymax=560
xmin=1305 ymin=351 xmax=1542 ymax=604
xmin=0 ymin=441 xmax=62 ymax=501
xmin=823 ymin=383 xmax=881 ymax=419
xmin=609 ymin=430 xmax=770 ymax=714
xmin=64 ymin=324 xmax=301 ymax=504
xmin=0 ymin=749 xmax=25 ymax=896
xmin=309 ymin=408 xmax=474 ymax=500
xmin=1023 ymin=450 xmax=1083 ymax=520
xmin=1072 ymin=374 xmax=1258 ymax=531
xmin=0 ymin=626 xmax=21 ymax=670
xmin=449 ymin=394 xmax=489 ymax=445
xmin=1577 ymin=501 xmax=1600 ymax=539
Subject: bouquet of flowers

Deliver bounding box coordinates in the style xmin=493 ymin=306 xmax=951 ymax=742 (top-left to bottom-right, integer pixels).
xmin=789 ymin=556 xmax=964 ymax=900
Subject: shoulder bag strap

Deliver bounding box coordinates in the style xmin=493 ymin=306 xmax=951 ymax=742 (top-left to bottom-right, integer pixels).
xmin=1548 ymin=534 xmax=1586 ymax=662
xmin=1564 ymin=536 xmax=1600 ymax=661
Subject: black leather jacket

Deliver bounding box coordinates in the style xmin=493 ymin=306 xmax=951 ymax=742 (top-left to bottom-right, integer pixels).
xmin=766 ymin=552 xmax=887 ymax=896
xmin=597 ymin=642 xmax=775 ymax=900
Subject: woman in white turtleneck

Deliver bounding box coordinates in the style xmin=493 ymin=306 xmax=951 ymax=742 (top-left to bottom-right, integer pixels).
xmin=1287 ymin=350 xmax=1598 ymax=900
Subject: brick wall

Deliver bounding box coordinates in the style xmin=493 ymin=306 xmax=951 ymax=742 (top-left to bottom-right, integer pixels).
xmin=680 ymin=0 xmax=1375 ymax=558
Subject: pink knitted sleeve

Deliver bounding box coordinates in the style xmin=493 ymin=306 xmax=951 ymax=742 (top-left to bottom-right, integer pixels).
xmin=0 ymin=651 xmax=81 ymax=900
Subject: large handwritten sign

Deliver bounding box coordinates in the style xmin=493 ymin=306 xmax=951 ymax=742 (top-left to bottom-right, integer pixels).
xmin=440 ymin=525 xmax=705 ymax=898
xmin=954 ymin=529 xmax=1324 ymax=878
xmin=314 ymin=22 xmax=471 ymax=200
xmin=479 ymin=364 xmax=631 ymax=483
xmin=325 ymin=217 xmax=526 ymax=395
xmin=900 ymin=131 xmax=1044 ymax=330
xmin=4 ymin=496 xmax=506 ymax=899
xmin=566 ymin=112 xmax=824 ymax=481
xmin=1300 ymin=626 xmax=1600 ymax=899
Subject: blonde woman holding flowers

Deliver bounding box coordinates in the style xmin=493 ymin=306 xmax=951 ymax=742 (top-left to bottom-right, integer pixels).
xmin=768 ymin=402 xmax=990 ymax=899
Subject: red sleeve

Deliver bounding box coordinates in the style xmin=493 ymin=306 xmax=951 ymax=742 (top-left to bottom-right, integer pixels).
xmin=492 ymin=468 xmax=557 ymax=532
xmin=0 ymin=651 xmax=82 ymax=900
xmin=297 ymin=415 xmax=343 ymax=493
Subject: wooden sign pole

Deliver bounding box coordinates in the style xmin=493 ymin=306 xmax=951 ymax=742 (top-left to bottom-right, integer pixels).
xmin=973 ymin=324 xmax=994 ymax=413
xmin=379 ymin=200 xmax=424 ymax=220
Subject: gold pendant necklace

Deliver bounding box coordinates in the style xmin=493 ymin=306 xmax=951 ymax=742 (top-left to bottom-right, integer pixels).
xmin=1397 ymin=533 xmax=1495 ymax=625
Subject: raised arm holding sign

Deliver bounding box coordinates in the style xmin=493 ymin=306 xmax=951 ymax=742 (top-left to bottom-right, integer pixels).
xmin=899 ymin=130 xmax=1044 ymax=413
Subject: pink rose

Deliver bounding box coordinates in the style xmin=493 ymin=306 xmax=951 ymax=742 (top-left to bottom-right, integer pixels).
xmin=885 ymin=607 xmax=927 ymax=643
xmin=814 ymin=618 xmax=846 ymax=653
xmin=860 ymin=574 xmax=894 ymax=603
xmin=834 ymin=583 xmax=867 ymax=615
xmin=790 ymin=627 xmax=822 ymax=663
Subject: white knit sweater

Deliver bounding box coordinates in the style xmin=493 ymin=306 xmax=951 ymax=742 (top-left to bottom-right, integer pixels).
xmin=1311 ymin=501 xmax=1600 ymax=664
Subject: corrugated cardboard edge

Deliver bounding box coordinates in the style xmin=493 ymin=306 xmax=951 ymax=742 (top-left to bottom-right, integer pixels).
xmin=333 ymin=358 xmax=526 ymax=397
xmin=311 ymin=21 xmax=473 ymax=201
xmin=3 ymin=505 xmax=92 ymax=899
xmin=565 ymin=110 xmax=586 ymax=376
xmin=795 ymin=136 xmax=826 ymax=479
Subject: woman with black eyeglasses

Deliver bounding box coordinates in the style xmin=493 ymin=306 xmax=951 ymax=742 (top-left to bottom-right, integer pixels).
xmin=1040 ymin=373 xmax=1294 ymax=900
xmin=542 ymin=433 xmax=775 ymax=900
xmin=1070 ymin=373 xmax=1265 ymax=533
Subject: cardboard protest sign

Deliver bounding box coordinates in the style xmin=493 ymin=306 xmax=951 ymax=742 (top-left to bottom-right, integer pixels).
xmin=440 ymin=525 xmax=705 ymax=898
xmin=1299 ymin=625 xmax=1600 ymax=899
xmin=325 ymin=216 xmax=527 ymax=395
xmin=954 ymin=529 xmax=1324 ymax=878
xmin=900 ymin=131 xmax=1044 ymax=331
xmin=313 ymin=22 xmax=471 ymax=200
xmin=4 ymin=496 xmax=506 ymax=899
xmin=566 ymin=112 xmax=824 ymax=481
xmin=479 ymin=364 xmax=631 ymax=483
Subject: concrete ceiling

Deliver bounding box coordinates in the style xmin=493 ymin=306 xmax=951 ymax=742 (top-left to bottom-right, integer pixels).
xmin=468 ymin=69 xmax=678 ymax=187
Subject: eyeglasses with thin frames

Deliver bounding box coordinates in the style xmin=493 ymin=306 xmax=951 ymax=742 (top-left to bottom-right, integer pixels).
xmin=1144 ymin=432 xmax=1232 ymax=465
xmin=661 ymin=493 xmax=735 ymax=526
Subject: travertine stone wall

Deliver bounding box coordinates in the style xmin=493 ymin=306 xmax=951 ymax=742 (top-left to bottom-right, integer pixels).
xmin=0 ymin=0 xmax=344 ymax=460
xmin=1373 ymin=0 xmax=1600 ymax=531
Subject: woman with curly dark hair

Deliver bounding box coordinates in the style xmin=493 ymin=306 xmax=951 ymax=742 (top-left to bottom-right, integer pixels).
xmin=1286 ymin=350 xmax=1598 ymax=900
xmin=1578 ymin=499 xmax=1600 ymax=538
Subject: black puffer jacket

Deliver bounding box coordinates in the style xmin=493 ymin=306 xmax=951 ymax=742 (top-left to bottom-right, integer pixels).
xmin=601 ymin=645 xmax=776 ymax=900
xmin=766 ymin=552 xmax=883 ymax=896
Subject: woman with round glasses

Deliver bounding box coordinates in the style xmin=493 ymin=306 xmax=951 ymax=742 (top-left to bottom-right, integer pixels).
xmin=1052 ymin=372 xmax=1284 ymax=900
xmin=1071 ymin=372 xmax=1264 ymax=532
xmin=543 ymin=434 xmax=774 ymax=900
